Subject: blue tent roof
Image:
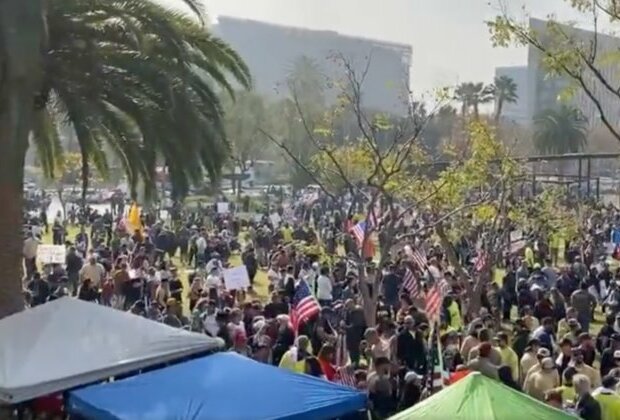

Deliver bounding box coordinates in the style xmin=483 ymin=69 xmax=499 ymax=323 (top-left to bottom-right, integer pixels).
xmin=67 ymin=352 xmax=367 ymax=420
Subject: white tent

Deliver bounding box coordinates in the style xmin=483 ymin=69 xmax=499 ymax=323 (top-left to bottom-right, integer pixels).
xmin=0 ymin=298 xmax=223 ymax=404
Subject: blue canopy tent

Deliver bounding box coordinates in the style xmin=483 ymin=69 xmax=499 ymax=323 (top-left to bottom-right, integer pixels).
xmin=67 ymin=352 xmax=367 ymax=420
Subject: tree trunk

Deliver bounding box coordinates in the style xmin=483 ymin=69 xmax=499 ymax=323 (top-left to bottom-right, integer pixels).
xmin=0 ymin=0 xmax=44 ymax=318
xmin=494 ymin=99 xmax=503 ymax=124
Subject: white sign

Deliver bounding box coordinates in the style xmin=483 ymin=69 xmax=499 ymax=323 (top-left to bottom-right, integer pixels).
xmin=217 ymin=202 xmax=230 ymax=214
xmin=270 ymin=213 xmax=282 ymax=227
xmin=37 ymin=245 xmax=66 ymax=264
xmin=223 ymin=265 xmax=250 ymax=290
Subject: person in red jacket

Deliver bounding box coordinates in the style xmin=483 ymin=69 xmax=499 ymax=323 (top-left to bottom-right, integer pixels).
xmin=318 ymin=344 xmax=337 ymax=381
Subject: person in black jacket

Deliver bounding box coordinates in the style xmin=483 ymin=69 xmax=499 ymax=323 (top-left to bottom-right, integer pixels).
xmin=65 ymin=246 xmax=83 ymax=296
xmin=600 ymin=334 xmax=620 ymax=378
xmin=575 ymin=374 xmax=602 ymax=420
xmin=396 ymin=316 xmax=427 ymax=373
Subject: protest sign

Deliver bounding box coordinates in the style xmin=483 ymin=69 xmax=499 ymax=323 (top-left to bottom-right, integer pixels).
xmin=270 ymin=212 xmax=281 ymax=227
xmin=37 ymin=245 xmax=66 ymax=264
xmin=217 ymin=202 xmax=230 ymax=214
xmin=223 ymin=265 xmax=250 ymax=290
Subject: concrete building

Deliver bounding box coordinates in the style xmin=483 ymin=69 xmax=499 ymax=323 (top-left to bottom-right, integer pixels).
xmin=213 ymin=16 xmax=412 ymax=115
xmin=494 ymin=66 xmax=530 ymax=123
xmin=527 ymin=18 xmax=620 ymax=127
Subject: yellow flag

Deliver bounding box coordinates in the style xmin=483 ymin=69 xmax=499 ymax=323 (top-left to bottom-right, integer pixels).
xmin=127 ymin=203 xmax=141 ymax=232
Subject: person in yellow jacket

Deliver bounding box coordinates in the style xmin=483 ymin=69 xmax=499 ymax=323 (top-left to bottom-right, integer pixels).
xmin=446 ymin=296 xmax=462 ymax=332
xmin=496 ymin=332 xmax=519 ymax=382
xmin=553 ymin=366 xmax=577 ymax=407
xmin=279 ymin=335 xmax=311 ymax=373
xmin=524 ymin=243 xmax=535 ymax=269
xmin=593 ymin=375 xmax=620 ymax=420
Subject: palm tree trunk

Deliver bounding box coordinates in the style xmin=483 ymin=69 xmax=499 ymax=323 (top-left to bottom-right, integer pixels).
xmin=0 ymin=0 xmax=44 ymax=318
xmin=494 ymin=99 xmax=503 ymax=123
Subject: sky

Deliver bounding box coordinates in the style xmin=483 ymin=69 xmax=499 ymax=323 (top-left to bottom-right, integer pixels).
xmin=170 ymin=0 xmax=592 ymax=94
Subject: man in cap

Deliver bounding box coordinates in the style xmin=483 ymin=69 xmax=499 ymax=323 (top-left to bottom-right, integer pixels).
xmin=600 ymin=334 xmax=620 ymax=377
xmin=520 ymin=338 xmax=541 ymax=384
xmin=524 ymin=357 xmax=559 ymax=400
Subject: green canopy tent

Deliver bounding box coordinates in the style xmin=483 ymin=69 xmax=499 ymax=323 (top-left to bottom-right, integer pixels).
xmin=389 ymin=372 xmax=578 ymax=420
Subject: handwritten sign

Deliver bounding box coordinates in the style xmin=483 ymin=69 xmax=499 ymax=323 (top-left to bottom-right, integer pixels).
xmin=223 ymin=265 xmax=250 ymax=290
xmin=217 ymin=202 xmax=230 ymax=214
xmin=37 ymin=245 xmax=66 ymax=264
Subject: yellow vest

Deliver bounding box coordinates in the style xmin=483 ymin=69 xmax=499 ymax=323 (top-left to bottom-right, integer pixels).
xmin=554 ymin=385 xmax=576 ymax=405
xmin=448 ymin=301 xmax=462 ymax=331
xmin=595 ymin=391 xmax=620 ymax=420
xmin=278 ymin=348 xmax=306 ymax=374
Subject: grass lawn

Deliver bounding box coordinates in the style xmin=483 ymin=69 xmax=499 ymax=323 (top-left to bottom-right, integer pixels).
xmin=43 ymin=226 xmax=270 ymax=315
xmin=43 ymin=227 xmax=606 ymax=330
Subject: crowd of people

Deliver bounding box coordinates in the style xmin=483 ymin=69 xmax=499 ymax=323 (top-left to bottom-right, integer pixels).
xmin=19 ymin=190 xmax=620 ymax=419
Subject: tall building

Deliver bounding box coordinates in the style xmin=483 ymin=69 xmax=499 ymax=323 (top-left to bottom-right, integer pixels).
xmin=494 ymin=66 xmax=530 ymax=122
xmin=213 ymin=16 xmax=412 ymax=115
xmin=527 ymin=18 xmax=620 ymax=127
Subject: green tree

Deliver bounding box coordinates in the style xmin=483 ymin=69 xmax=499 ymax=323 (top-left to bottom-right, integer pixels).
xmin=0 ymin=0 xmax=250 ymax=318
xmin=533 ymin=106 xmax=588 ymax=154
xmin=488 ymin=3 xmax=620 ymax=144
xmin=421 ymin=105 xmax=458 ymax=155
xmin=492 ymin=75 xmax=519 ymax=123
xmin=454 ymin=82 xmax=494 ymax=118
xmin=223 ymin=91 xmax=272 ymax=192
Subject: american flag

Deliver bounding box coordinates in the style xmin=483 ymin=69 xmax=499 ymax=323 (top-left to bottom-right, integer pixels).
xmin=426 ymin=325 xmax=449 ymax=393
xmin=402 ymin=267 xmax=421 ymax=299
xmin=350 ymin=220 xmax=372 ymax=246
xmin=474 ymin=250 xmax=488 ymax=272
xmin=290 ymin=279 xmax=320 ymax=332
xmin=335 ymin=332 xmax=349 ymax=367
xmin=425 ymin=284 xmax=442 ymax=323
xmin=410 ymin=248 xmax=428 ymax=271
xmin=336 ymin=365 xmax=357 ymax=388
xmin=425 ymin=277 xmax=451 ymax=322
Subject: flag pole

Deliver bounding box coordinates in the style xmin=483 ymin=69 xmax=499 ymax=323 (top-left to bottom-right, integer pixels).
xmin=435 ymin=320 xmax=446 ymax=389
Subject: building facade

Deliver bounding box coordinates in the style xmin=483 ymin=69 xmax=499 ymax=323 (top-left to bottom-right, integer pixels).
xmin=213 ymin=16 xmax=412 ymax=115
xmin=527 ymin=18 xmax=620 ymax=127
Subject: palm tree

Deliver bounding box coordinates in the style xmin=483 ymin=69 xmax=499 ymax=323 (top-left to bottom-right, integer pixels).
xmin=0 ymin=0 xmax=45 ymax=318
xmin=492 ymin=76 xmax=518 ymax=123
xmin=0 ymin=0 xmax=250 ymax=318
xmin=534 ymin=106 xmax=588 ymax=178
xmin=533 ymin=106 xmax=588 ymax=155
xmin=454 ymin=82 xmax=494 ymax=119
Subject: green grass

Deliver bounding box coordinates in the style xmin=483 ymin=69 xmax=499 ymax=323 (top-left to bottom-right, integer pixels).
xmin=43 ymin=226 xmax=270 ymax=315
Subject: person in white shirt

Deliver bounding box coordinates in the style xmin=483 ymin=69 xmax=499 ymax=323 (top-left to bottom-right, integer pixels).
xmin=79 ymin=256 xmax=105 ymax=288
xmin=23 ymin=235 xmax=39 ymax=278
xmin=316 ymin=266 xmax=333 ymax=306
xmin=195 ymin=234 xmax=207 ymax=260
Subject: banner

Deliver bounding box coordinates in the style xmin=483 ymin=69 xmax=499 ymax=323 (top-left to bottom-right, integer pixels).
xmin=37 ymin=245 xmax=66 ymax=264
xmin=223 ymin=265 xmax=250 ymax=290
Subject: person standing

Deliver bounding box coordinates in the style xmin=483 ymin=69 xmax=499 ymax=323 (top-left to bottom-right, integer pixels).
xmin=575 ymin=374 xmax=602 ymax=420
xmin=572 ymin=282 xmax=596 ymax=333
xmin=23 ymin=233 xmax=39 ymax=279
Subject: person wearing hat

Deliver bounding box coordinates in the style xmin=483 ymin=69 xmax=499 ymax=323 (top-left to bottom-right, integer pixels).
xmin=524 ymin=347 xmax=560 ymax=385
xmin=524 ymin=357 xmax=559 ymax=401
xmin=604 ymin=348 xmax=620 ymax=380
xmin=572 ymin=347 xmax=601 ymax=389
xmin=520 ymin=338 xmax=541 ymax=384
xmin=558 ymin=307 xmax=579 ymax=340
xmin=593 ymin=375 xmax=620 ymax=420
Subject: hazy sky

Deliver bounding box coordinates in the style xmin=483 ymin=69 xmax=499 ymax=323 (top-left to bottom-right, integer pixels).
xmin=175 ymin=0 xmax=590 ymax=93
